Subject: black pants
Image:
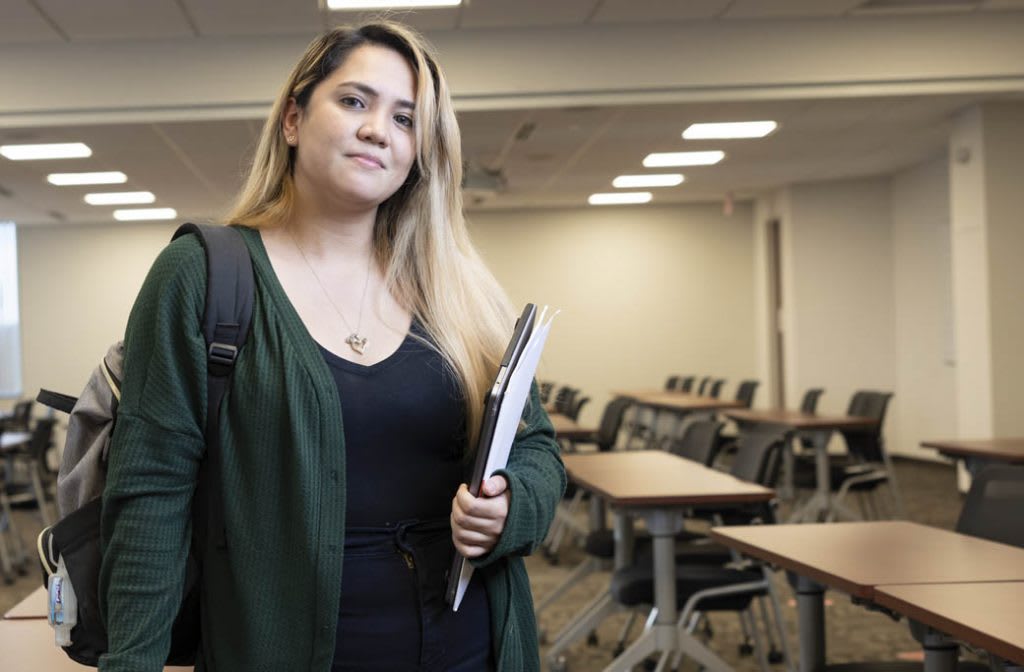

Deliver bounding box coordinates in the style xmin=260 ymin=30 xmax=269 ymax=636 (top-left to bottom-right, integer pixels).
xmin=332 ymin=519 xmax=494 ymax=671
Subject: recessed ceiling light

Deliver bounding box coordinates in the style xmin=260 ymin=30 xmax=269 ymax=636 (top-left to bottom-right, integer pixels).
xmin=683 ymin=121 xmax=778 ymax=140
xmin=47 ymin=171 xmax=127 ymax=186
xmin=588 ymin=192 xmax=653 ymax=206
xmin=613 ymin=174 xmax=684 ymax=188
xmin=327 ymin=0 xmax=461 ymax=8
xmin=1 ymin=143 xmax=92 ymax=160
xmin=113 ymin=208 xmax=177 ymax=221
xmin=85 ymin=191 xmax=155 ymax=205
xmin=643 ymin=151 xmax=725 ymax=168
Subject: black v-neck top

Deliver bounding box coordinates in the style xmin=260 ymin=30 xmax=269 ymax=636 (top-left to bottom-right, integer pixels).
xmin=317 ymin=321 xmax=468 ymax=528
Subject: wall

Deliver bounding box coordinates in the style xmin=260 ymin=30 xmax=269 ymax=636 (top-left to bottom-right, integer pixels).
xmin=467 ymin=203 xmax=758 ymax=426
xmin=890 ymin=156 xmax=957 ymax=460
xmin=17 ymin=221 xmax=180 ymax=404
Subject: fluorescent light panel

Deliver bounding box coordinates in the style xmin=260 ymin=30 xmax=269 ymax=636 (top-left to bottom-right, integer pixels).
xmin=85 ymin=191 xmax=155 ymax=205
xmin=113 ymin=208 xmax=177 ymax=221
xmin=48 ymin=171 xmax=127 ymax=186
xmin=327 ymin=0 xmax=461 ymax=8
xmin=683 ymin=121 xmax=778 ymax=140
xmin=613 ymin=174 xmax=684 ymax=188
xmin=588 ymin=192 xmax=652 ymax=206
xmin=1 ymin=143 xmax=91 ymax=160
xmin=643 ymin=151 xmax=725 ymax=168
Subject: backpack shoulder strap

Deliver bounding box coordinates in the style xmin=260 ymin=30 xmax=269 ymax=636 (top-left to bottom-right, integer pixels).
xmin=172 ymin=222 xmax=254 ymax=549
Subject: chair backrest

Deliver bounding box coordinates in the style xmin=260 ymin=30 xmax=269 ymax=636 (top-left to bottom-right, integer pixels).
xmin=678 ymin=376 xmax=696 ymax=393
xmin=734 ymin=380 xmax=759 ymax=408
xmin=664 ymin=375 xmax=680 ymax=391
xmin=696 ymin=376 xmax=712 ymax=396
xmin=730 ymin=431 xmax=786 ymax=487
xmin=799 ymin=388 xmax=825 ymax=413
xmin=956 ymin=465 xmax=1024 ymax=548
xmin=841 ymin=390 xmax=893 ymax=463
xmin=708 ymin=379 xmax=726 ymax=399
xmin=595 ymin=397 xmax=634 ymax=452
xmin=6 ymin=399 xmax=33 ymax=431
xmin=28 ymin=417 xmax=57 ymax=477
xmin=672 ymin=420 xmax=724 ymax=466
xmin=552 ymin=386 xmax=578 ymax=415
xmin=567 ymin=395 xmax=590 ymax=422
xmin=538 ymin=381 xmax=555 ymax=404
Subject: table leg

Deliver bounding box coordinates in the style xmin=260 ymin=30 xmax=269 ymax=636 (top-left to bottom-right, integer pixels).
xmin=793 ymin=574 xmax=826 ymax=672
xmin=921 ymin=630 xmax=958 ymax=672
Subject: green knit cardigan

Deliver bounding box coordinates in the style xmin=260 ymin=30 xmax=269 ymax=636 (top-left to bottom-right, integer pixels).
xmin=98 ymin=226 xmax=566 ymax=671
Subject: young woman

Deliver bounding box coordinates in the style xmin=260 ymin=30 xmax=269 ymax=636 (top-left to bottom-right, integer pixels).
xmin=99 ymin=22 xmax=565 ymax=672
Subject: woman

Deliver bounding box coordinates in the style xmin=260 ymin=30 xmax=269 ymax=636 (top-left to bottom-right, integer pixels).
xmin=99 ymin=21 xmax=565 ymax=672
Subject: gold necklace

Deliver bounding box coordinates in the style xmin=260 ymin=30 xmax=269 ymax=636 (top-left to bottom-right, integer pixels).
xmin=288 ymin=229 xmax=372 ymax=355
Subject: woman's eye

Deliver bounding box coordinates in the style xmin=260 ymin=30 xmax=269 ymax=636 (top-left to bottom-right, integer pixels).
xmin=395 ymin=114 xmax=414 ymax=128
xmin=340 ymin=96 xmax=364 ymax=108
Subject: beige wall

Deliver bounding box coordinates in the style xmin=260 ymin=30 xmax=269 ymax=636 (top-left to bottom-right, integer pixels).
xmin=17 ymin=221 xmax=180 ymax=404
xmin=890 ymin=156 xmax=957 ymax=460
xmin=467 ymin=203 xmax=758 ymax=427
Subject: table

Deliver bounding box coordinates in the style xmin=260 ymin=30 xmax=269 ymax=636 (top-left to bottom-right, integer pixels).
xmin=549 ymin=413 xmax=597 ymax=442
xmin=921 ymin=438 xmax=1024 ymax=476
xmin=709 ymin=521 xmax=1024 ymax=672
xmin=0 ymin=617 xmax=193 ymax=671
xmin=874 ymin=582 xmax=1024 ymax=668
xmin=3 ymin=586 xmax=47 ymax=619
xmin=725 ymin=409 xmax=880 ymax=522
xmin=549 ymin=451 xmax=774 ymax=672
xmin=612 ymin=390 xmax=746 ymax=449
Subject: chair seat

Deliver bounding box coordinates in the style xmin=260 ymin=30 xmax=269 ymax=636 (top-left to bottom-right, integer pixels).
xmin=583 ymin=528 xmax=716 ymax=559
xmin=611 ymin=562 xmax=763 ymax=608
xmin=792 ymin=457 xmax=889 ymax=491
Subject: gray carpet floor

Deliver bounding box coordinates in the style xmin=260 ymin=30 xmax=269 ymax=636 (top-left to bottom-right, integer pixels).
xmin=1 ymin=457 xmax=972 ymax=671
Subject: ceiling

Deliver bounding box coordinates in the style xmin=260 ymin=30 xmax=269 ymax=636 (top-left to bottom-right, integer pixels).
xmin=2 ymin=0 xmax=1024 ymax=224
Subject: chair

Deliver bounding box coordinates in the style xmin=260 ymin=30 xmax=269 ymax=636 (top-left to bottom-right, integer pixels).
xmin=565 ymin=395 xmax=589 ymax=422
xmin=708 ymin=379 xmax=726 ymax=399
xmin=671 ymin=420 xmax=725 ymax=467
xmin=607 ymin=431 xmax=792 ymax=672
xmin=678 ymin=376 xmax=696 ymax=393
xmin=1 ymin=399 xmax=33 ymax=432
xmin=734 ymin=380 xmax=760 ymax=409
xmin=551 ymin=386 xmax=578 ymax=416
xmin=3 ymin=418 xmax=58 ymax=527
xmin=538 ymin=381 xmax=556 ymax=404
xmin=696 ymin=376 xmax=712 ymax=396
xmin=793 ymin=390 xmax=903 ymax=520
xmin=665 ymin=375 xmax=681 ymax=391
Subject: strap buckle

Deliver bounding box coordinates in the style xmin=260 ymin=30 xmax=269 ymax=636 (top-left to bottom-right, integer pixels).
xmin=208 ymin=342 xmax=238 ymax=368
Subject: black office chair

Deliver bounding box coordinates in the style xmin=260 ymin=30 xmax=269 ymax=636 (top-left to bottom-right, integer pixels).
xmin=3 ymin=417 xmax=58 ymax=527
xmin=734 ymin=380 xmax=760 ymax=409
xmin=708 ymin=379 xmax=727 ymax=399
xmin=1 ymin=399 xmax=33 ymax=432
xmin=671 ymin=420 xmax=725 ymax=467
xmin=538 ymin=381 xmax=556 ymax=404
xmin=565 ymin=395 xmax=589 ymax=422
xmin=608 ymin=431 xmax=791 ymax=671
xmin=551 ymin=386 xmax=578 ymax=416
xmin=678 ymin=376 xmax=696 ymax=393
xmin=665 ymin=375 xmax=681 ymax=391
xmin=696 ymin=376 xmax=712 ymax=396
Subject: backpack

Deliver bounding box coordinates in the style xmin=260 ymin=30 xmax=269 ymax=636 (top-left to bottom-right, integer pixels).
xmin=34 ymin=223 xmax=254 ymax=667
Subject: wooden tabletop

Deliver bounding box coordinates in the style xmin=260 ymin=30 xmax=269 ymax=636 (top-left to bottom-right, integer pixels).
xmin=548 ymin=413 xmax=597 ymax=441
xmin=3 ymin=586 xmax=47 ymax=620
xmin=874 ymin=582 xmax=1024 ymax=666
xmin=920 ymin=438 xmax=1024 ymax=463
xmin=0 ymin=618 xmax=192 ymax=671
xmin=611 ymin=389 xmax=745 ymax=413
xmin=725 ymin=409 xmax=879 ymax=431
xmin=709 ymin=521 xmax=1024 ymax=599
xmin=562 ymin=451 xmax=774 ymax=507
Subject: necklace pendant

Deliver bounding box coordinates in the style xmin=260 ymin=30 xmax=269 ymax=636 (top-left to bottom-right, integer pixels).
xmin=345 ymin=333 xmax=368 ymax=355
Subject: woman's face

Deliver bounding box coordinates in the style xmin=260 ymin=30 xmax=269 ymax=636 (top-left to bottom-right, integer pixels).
xmin=285 ymin=44 xmax=418 ymax=214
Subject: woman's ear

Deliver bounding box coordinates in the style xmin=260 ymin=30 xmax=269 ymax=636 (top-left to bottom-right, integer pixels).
xmin=282 ymin=97 xmax=301 ymax=146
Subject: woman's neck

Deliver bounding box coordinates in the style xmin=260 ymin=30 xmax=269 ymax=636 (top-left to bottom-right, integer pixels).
xmin=288 ymin=202 xmax=377 ymax=265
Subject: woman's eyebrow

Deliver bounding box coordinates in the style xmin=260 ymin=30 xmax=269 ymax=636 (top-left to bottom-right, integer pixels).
xmin=337 ymin=81 xmax=415 ymax=110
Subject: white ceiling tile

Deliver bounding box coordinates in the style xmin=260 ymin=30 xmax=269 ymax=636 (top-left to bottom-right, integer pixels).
xmin=0 ymin=1 xmax=65 ymax=44
xmin=182 ymin=0 xmax=323 ymax=37
xmin=724 ymin=0 xmax=864 ymax=19
xmin=591 ymin=0 xmax=734 ymax=24
xmin=460 ymin=0 xmax=598 ymax=29
xmin=35 ymin=0 xmax=195 ymax=41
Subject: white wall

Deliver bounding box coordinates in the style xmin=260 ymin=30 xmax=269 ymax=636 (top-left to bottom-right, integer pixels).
xmin=17 ymin=222 xmax=181 ymax=404
xmin=779 ymin=177 xmax=898 ymax=448
xmin=468 ymin=203 xmax=758 ymax=426
xmin=890 ymin=156 xmax=957 ymax=460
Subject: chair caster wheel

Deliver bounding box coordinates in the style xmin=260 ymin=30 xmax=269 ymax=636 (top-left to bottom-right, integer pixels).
xmin=586 ymin=632 xmax=599 ymax=646
xmin=738 ymin=642 xmax=754 ymax=656
xmin=768 ymin=649 xmax=785 ymax=664
xmin=550 ymin=655 xmax=568 ymax=672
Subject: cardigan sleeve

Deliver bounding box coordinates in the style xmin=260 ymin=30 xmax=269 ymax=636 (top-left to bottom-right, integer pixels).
xmin=472 ymin=381 xmax=566 ymax=568
xmin=98 ymin=236 xmax=209 ymax=672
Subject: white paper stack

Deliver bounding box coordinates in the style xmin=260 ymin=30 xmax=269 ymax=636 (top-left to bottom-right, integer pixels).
xmin=452 ymin=306 xmax=558 ymax=610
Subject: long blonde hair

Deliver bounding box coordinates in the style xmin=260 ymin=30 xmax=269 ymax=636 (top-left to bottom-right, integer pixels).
xmin=226 ymin=22 xmax=514 ymax=452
